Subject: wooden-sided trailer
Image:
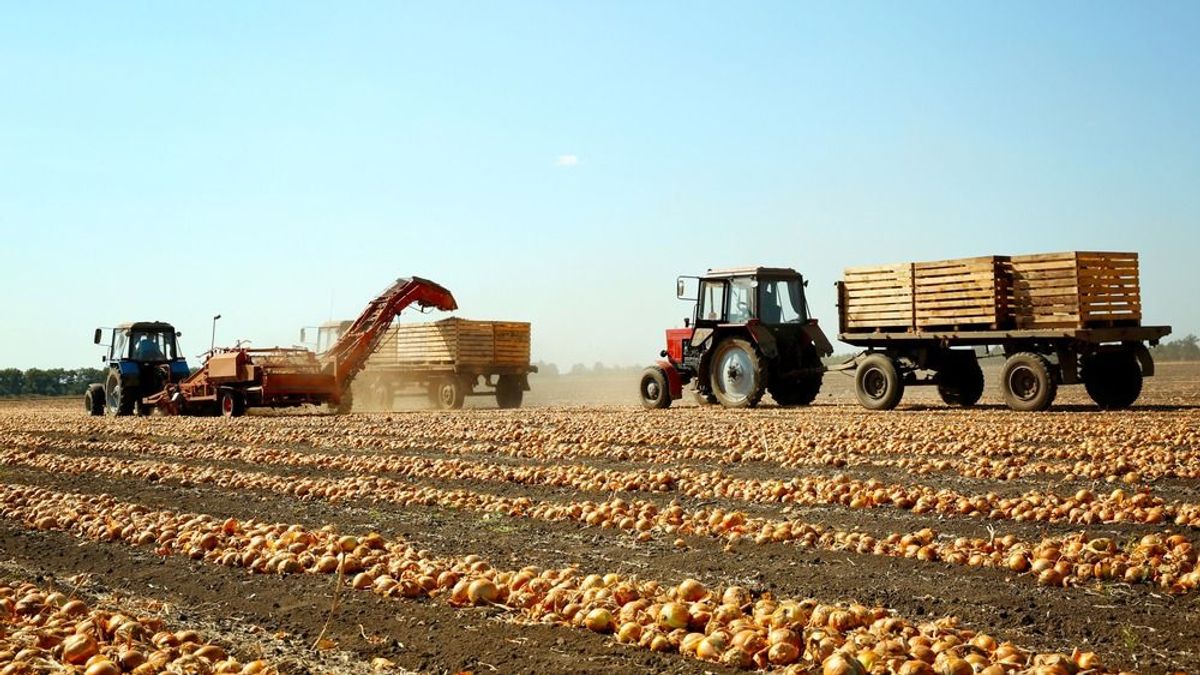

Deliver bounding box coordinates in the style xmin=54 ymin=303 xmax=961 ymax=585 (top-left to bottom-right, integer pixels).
xmin=349 ymin=318 xmax=536 ymax=410
xmin=835 ymin=252 xmax=1171 ymax=412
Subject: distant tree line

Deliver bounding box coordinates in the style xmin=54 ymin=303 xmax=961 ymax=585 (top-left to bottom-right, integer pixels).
xmin=1151 ymin=334 xmax=1200 ymax=361
xmin=0 ymin=368 xmax=107 ymax=398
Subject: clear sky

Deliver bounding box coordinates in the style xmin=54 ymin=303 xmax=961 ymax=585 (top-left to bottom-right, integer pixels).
xmin=2 ymin=2 xmax=1197 ymax=369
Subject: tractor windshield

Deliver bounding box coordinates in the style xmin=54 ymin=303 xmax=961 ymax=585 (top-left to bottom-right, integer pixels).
xmin=127 ymin=329 xmax=178 ymax=362
xmin=758 ymin=277 xmax=807 ymax=324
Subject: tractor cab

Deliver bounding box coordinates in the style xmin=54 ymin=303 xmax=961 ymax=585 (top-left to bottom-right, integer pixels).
xmin=641 ymin=266 xmax=833 ymax=409
xmin=85 ymin=322 xmax=191 ymax=416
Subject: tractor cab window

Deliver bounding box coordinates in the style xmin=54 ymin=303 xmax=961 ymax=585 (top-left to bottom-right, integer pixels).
xmin=759 ymin=277 xmax=807 ymax=324
xmin=128 ymin=330 xmax=178 ymax=362
xmin=697 ymin=280 xmax=725 ymax=322
xmin=727 ymin=278 xmax=755 ymax=323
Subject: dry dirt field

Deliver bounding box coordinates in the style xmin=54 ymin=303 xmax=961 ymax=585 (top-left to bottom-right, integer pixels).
xmin=1 ymin=363 xmax=1198 ymax=674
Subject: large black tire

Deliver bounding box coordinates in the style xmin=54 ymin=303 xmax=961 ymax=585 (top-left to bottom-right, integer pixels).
xmin=433 ymin=378 xmax=466 ymax=410
xmin=855 ymin=353 xmax=904 ymax=411
xmin=219 ymin=389 xmax=246 ymax=418
xmin=769 ymin=373 xmax=823 ymax=407
xmin=1082 ymin=351 xmax=1143 ymax=410
xmin=708 ymin=338 xmax=766 ymax=408
xmin=84 ymin=384 xmax=105 ymax=416
xmin=496 ymin=375 xmax=524 ymax=409
xmin=1001 ymin=353 xmax=1057 ymax=412
xmin=937 ymin=352 xmax=985 ymax=407
xmin=104 ymin=370 xmax=135 ymax=416
xmin=639 ymin=367 xmax=672 ymax=409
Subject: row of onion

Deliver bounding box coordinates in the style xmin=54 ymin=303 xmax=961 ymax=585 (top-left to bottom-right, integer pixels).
xmin=4 ymin=448 xmax=1196 ymax=594
xmin=0 ymin=483 xmax=1123 ymax=674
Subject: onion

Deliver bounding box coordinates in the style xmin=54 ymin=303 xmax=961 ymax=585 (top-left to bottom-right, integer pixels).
xmin=62 ymin=634 xmax=98 ymax=665
xmin=582 ymin=608 xmax=613 ymax=633
xmin=658 ymin=602 xmax=690 ymax=630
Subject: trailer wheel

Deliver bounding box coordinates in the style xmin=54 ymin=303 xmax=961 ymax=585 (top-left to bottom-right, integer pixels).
xmin=1001 ymin=353 xmax=1057 ymax=412
xmin=496 ymin=375 xmax=524 ymax=409
xmin=219 ymin=389 xmax=246 ymax=418
xmin=855 ymin=353 xmax=904 ymax=410
xmin=639 ymin=367 xmax=672 ymax=409
xmin=937 ymin=352 xmax=985 ymax=407
xmin=1082 ymin=351 xmax=1143 ymax=410
xmin=84 ymin=384 xmax=105 ymax=416
xmin=709 ymin=338 xmax=766 ymax=408
xmin=434 ymin=378 xmax=466 ymax=410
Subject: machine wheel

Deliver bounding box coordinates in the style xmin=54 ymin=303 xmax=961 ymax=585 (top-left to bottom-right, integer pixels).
xmin=433 ymin=378 xmax=466 ymax=410
xmin=1001 ymin=353 xmax=1057 ymax=412
xmin=496 ymin=375 xmax=524 ymax=409
xmin=709 ymin=338 xmax=766 ymax=408
xmin=639 ymin=367 xmax=672 ymax=409
xmin=84 ymin=384 xmax=105 ymax=416
xmin=937 ymin=352 xmax=985 ymax=407
xmin=1082 ymin=350 xmax=1143 ymax=410
xmin=219 ymin=389 xmax=246 ymax=418
xmin=769 ymin=373 xmax=823 ymax=407
xmin=105 ymin=371 xmax=135 ymax=416
xmin=855 ymin=353 xmax=904 ymax=411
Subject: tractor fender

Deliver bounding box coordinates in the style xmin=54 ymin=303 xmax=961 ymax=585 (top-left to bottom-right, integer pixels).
xmin=115 ymin=361 xmax=140 ymax=388
xmin=745 ymin=324 xmax=779 ymax=360
xmin=801 ymin=321 xmax=834 ymax=358
xmin=655 ymin=360 xmax=684 ymax=400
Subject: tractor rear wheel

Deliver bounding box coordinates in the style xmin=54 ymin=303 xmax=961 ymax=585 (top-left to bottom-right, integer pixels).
xmin=105 ymin=371 xmax=135 ymax=416
xmin=434 ymin=378 xmax=466 ymax=410
xmin=854 ymin=353 xmax=904 ymax=411
xmin=84 ymin=384 xmax=105 ymax=416
xmin=639 ymin=367 xmax=672 ymax=409
xmin=1082 ymin=350 xmax=1142 ymax=410
xmin=709 ymin=338 xmax=766 ymax=408
xmin=937 ymin=352 xmax=985 ymax=407
xmin=1001 ymin=353 xmax=1057 ymax=412
xmin=496 ymin=375 xmax=524 ymax=409
xmin=219 ymin=389 xmax=246 ymax=417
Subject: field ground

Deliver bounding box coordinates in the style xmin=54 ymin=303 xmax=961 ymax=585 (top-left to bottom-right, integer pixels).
xmin=1 ymin=363 xmax=1198 ymax=673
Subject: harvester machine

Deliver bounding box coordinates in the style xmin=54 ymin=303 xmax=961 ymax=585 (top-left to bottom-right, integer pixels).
xmin=147 ymin=277 xmax=457 ymax=416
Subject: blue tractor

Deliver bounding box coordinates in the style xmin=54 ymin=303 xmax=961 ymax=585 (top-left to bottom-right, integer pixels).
xmin=85 ymin=322 xmax=192 ymax=416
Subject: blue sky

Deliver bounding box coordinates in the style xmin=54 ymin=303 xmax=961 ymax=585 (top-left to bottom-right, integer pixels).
xmin=2 ymin=2 xmax=1197 ymax=369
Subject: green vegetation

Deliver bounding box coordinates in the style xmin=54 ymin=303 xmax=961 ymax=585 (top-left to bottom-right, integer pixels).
xmin=0 ymin=368 xmax=106 ymax=398
xmin=1151 ymin=334 xmax=1200 ymax=361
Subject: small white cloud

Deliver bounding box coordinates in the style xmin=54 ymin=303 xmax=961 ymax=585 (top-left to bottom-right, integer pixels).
xmin=555 ymin=154 xmax=580 ymax=167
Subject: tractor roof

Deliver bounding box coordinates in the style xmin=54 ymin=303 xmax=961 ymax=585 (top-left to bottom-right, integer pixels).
xmin=703 ymin=266 xmax=802 ymax=279
xmin=115 ymin=321 xmax=176 ymax=331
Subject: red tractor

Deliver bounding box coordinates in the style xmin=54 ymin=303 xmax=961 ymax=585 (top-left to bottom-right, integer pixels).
xmin=640 ymin=267 xmax=833 ymax=408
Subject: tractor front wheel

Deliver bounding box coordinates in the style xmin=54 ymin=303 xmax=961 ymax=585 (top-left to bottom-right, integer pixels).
xmin=709 ymin=338 xmax=766 ymax=408
xmin=639 ymin=367 xmax=672 ymax=409
xmin=84 ymin=384 xmax=105 ymax=416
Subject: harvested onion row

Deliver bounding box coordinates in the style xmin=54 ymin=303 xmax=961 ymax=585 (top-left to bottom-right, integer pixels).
xmin=0 ymin=578 xmax=274 ymax=675
xmin=9 ymin=406 xmax=1200 ymax=482
xmin=11 ymin=430 xmax=1200 ymax=531
xmin=4 ymin=448 xmax=1197 ymax=594
xmin=0 ymin=482 xmax=1124 ymax=674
